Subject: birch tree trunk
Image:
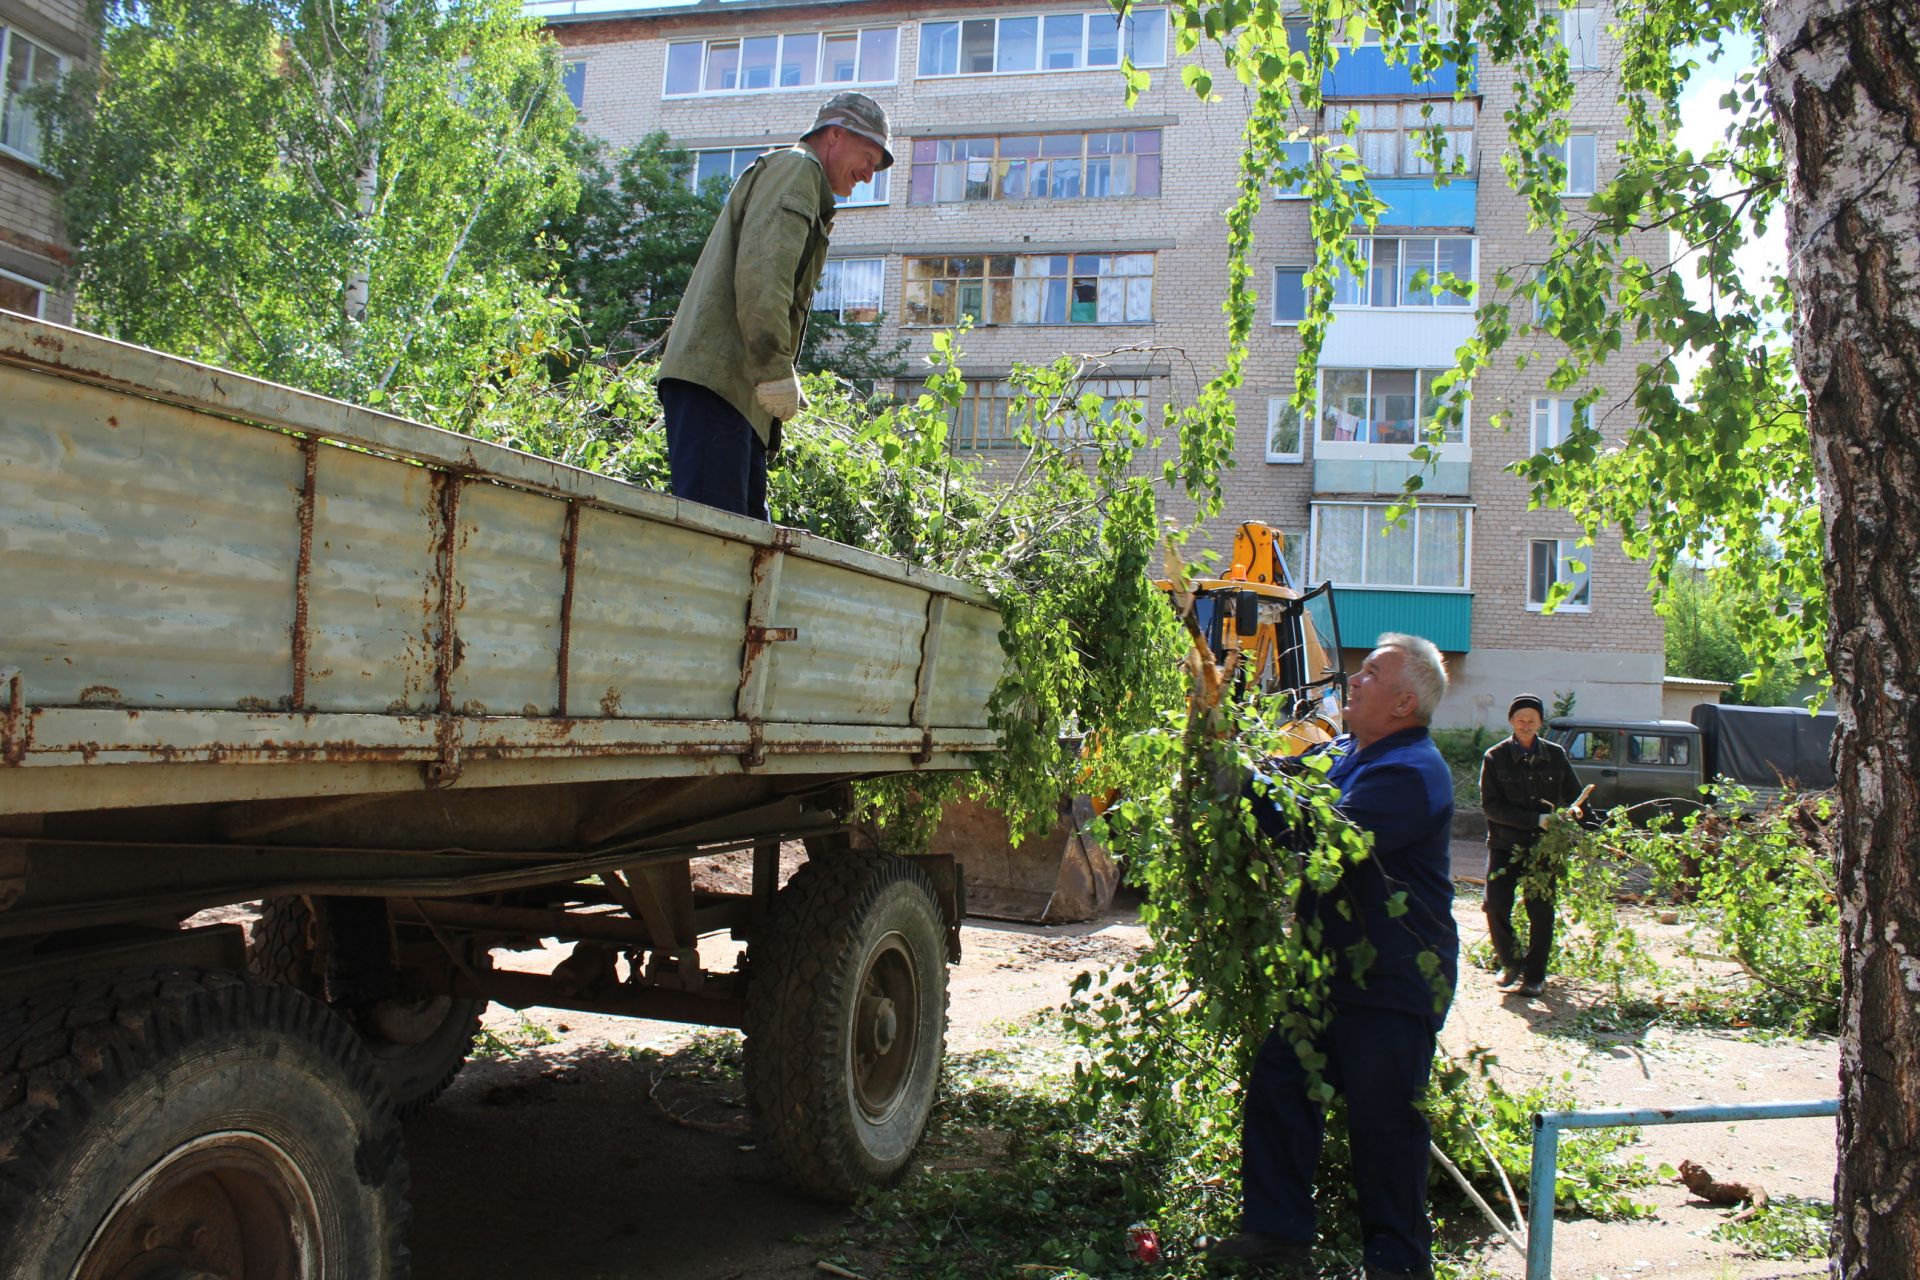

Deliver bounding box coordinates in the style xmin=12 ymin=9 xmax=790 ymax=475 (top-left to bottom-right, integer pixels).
xmin=341 ymin=0 xmax=393 ymax=342
xmin=1762 ymin=1 xmax=1920 ymax=1274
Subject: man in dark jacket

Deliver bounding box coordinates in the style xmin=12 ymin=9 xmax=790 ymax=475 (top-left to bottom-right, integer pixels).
xmin=657 ymin=92 xmax=892 ymax=520
xmin=1478 ymin=694 xmax=1584 ymax=997
xmin=1209 ymin=634 xmax=1457 ymax=1280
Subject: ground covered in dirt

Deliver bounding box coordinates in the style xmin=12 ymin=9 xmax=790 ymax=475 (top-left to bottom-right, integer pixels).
xmin=384 ymin=839 xmax=1836 ymax=1280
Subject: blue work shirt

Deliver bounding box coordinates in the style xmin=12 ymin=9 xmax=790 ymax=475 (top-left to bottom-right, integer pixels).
xmin=1250 ymin=726 xmax=1458 ymax=1028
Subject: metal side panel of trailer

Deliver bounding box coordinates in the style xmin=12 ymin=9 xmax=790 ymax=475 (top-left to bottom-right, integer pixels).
xmin=0 ymin=316 xmax=1006 ymax=817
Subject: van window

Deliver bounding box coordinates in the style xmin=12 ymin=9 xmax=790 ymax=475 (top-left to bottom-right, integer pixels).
xmin=1567 ymin=730 xmax=1612 ymax=761
xmin=1629 ymin=733 xmax=1691 ymax=766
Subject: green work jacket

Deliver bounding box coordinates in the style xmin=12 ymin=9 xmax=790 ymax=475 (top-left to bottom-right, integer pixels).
xmin=659 ymin=145 xmax=836 ymax=447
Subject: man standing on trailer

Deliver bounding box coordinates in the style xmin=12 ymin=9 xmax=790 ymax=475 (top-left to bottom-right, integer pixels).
xmin=656 ymin=91 xmax=893 ymax=521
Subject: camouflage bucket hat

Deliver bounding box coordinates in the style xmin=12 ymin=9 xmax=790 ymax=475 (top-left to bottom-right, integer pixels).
xmin=804 ymin=91 xmax=895 ymax=169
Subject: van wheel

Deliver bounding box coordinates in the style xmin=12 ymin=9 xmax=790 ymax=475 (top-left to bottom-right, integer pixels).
xmin=743 ymin=854 xmax=949 ymax=1201
xmin=0 ymin=968 xmax=409 ymax=1280
xmin=250 ymin=895 xmax=484 ymax=1118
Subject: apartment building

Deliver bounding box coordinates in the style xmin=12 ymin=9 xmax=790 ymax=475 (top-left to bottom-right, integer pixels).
xmin=536 ymin=0 xmax=1667 ymax=729
xmin=0 ymin=0 xmax=88 ymax=322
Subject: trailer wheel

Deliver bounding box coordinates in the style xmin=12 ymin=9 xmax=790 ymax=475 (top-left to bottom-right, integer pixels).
xmin=743 ymin=853 xmax=949 ymax=1201
xmin=0 ymin=967 xmax=408 ymax=1280
xmin=250 ymin=895 xmax=484 ymax=1118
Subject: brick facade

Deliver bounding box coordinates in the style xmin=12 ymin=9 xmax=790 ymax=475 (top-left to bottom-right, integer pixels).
xmin=543 ymin=0 xmax=1668 ymax=728
xmin=0 ymin=0 xmax=91 ymax=324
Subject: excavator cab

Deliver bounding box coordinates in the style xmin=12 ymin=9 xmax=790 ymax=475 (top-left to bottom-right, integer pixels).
xmin=1183 ymin=522 xmax=1347 ymax=742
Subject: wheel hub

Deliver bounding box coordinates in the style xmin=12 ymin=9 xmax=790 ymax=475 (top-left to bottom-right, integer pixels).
xmin=77 ymin=1131 xmax=320 ymax=1280
xmin=859 ymin=994 xmax=898 ymax=1056
xmin=850 ymin=933 xmax=920 ymax=1122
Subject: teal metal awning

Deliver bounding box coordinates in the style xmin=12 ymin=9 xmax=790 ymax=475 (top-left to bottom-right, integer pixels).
xmin=1307 ymin=587 xmax=1474 ymax=653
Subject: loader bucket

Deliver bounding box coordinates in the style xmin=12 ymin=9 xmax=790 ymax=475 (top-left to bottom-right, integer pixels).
xmin=931 ymin=794 xmax=1119 ymax=925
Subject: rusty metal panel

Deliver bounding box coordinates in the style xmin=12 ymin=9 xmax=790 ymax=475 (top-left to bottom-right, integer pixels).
xmin=929 ymin=601 xmax=1004 ymax=730
xmin=761 ymin=556 xmax=923 ymax=726
xmin=566 ymin=509 xmax=754 ymax=720
xmin=449 ymin=482 xmax=567 ymax=717
xmin=0 ymin=316 xmax=999 ymax=610
xmin=0 ymin=367 xmax=301 ymax=709
xmin=301 ymin=444 xmax=439 ymax=713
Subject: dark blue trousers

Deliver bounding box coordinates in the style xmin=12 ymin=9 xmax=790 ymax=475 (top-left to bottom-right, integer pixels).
xmin=659 ymin=377 xmax=768 ymax=521
xmin=1242 ymin=1005 xmax=1437 ymax=1273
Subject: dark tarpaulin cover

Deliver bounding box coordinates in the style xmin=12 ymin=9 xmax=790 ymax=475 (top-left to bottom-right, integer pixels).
xmin=1690 ymin=703 xmax=1838 ymax=790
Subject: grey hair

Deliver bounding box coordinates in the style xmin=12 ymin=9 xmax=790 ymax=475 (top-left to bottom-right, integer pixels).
xmin=1375 ymin=632 xmax=1449 ymax=724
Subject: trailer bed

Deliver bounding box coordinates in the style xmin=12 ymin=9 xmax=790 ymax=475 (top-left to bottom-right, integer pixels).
xmin=0 ymin=317 xmax=1004 ymax=817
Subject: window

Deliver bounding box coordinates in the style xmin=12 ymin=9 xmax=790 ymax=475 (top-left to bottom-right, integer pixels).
xmin=663 ymin=27 xmax=897 ymax=97
xmin=1545 ymin=132 xmax=1598 ymax=195
xmin=1552 ymin=5 xmax=1601 ymax=69
xmin=1527 ymin=538 xmax=1591 ymax=610
xmin=1311 ymin=502 xmax=1471 ymax=589
xmin=562 ymin=61 xmax=586 ymax=110
xmin=1530 ymin=397 xmax=1590 ymax=451
xmin=1625 ymin=732 xmax=1690 ymax=766
xmin=1266 ymin=399 xmax=1305 ymax=461
xmin=1330 ymin=0 xmax=1457 ymax=45
xmin=1272 ymin=266 xmax=1307 ymax=324
xmin=691 ymin=145 xmax=889 ymax=208
xmin=0 ymin=268 xmax=45 ymax=317
xmin=935 ymin=377 xmax=1151 ymax=450
xmin=1272 ymin=138 xmax=1312 ymax=198
xmin=0 ymin=27 xmax=60 ymax=163
xmin=1333 ymin=100 xmax=1475 ymax=177
xmin=691 ymin=146 xmax=770 ymax=193
xmin=1319 ymin=367 xmax=1466 ymax=444
xmin=1278 ymin=528 xmax=1308 ymax=588
xmin=814 ymin=258 xmax=885 ymax=322
xmin=1331 ymin=237 xmax=1475 ymax=309
xmin=902 ymin=253 xmax=1153 ymax=327
xmin=1564 ymin=729 xmax=1613 ymax=761
xmin=908 ymin=130 xmax=1161 ymax=204
xmin=917 ymin=9 xmax=1167 ymax=77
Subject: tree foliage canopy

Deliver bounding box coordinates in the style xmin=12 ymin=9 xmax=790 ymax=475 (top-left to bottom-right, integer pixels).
xmin=42 ymin=0 xmax=580 ymax=413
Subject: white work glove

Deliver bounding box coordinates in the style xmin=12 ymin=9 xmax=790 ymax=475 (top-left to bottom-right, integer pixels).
xmin=755 ymin=371 xmax=805 ymax=420
xmin=1538 ymin=799 xmax=1554 ymax=830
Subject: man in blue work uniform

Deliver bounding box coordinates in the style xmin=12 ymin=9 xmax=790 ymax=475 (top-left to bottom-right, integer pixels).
xmin=1208 ymin=633 xmax=1458 ymax=1280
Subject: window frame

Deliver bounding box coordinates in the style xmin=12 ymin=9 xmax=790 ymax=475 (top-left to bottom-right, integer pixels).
xmin=0 ymin=25 xmax=63 ymax=166
xmin=1530 ymin=395 xmax=1591 ymax=452
xmin=915 ymin=8 xmax=1168 ymax=78
xmin=813 ymin=257 xmax=887 ymax=322
xmin=1308 ymin=500 xmax=1475 ymax=591
xmin=907 ymin=128 xmax=1162 ymax=206
xmin=1316 ymin=366 xmax=1470 ymax=446
xmin=901 ymin=252 xmax=1155 ymax=328
xmin=689 ymin=145 xmax=890 ymax=208
xmin=561 ymin=60 xmax=587 ymax=111
xmin=937 ymin=376 xmax=1153 ymax=451
xmin=0 ymin=266 xmax=46 ymax=318
xmin=1329 ymin=99 xmax=1477 ymax=179
xmin=1554 ymin=4 xmax=1602 ymax=70
xmin=1526 ymin=537 xmax=1592 ymax=612
xmin=1272 ymin=264 xmax=1309 ymax=325
xmin=1330 ymin=235 xmax=1478 ymax=311
xmin=662 ymin=26 xmax=899 ymax=98
xmin=1545 ymin=131 xmax=1599 ymax=196
xmin=1265 ymin=397 xmax=1306 ymax=462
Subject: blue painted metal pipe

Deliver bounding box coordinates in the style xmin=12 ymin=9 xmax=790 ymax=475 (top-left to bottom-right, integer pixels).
xmin=1525 ymin=1098 xmax=1837 ymax=1280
